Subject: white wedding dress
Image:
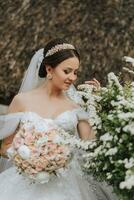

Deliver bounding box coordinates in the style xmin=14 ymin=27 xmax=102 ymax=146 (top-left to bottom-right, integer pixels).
xmin=0 ymin=108 xmax=117 ymax=200
xmin=0 ymin=108 xmax=99 ymax=200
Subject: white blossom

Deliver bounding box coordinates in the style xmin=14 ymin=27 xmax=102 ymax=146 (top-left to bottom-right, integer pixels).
xmin=123 ymin=122 xmax=134 ymax=135
xmin=94 ymin=146 xmax=103 ymax=156
xmin=118 ymin=112 xmax=134 ymax=121
xmin=120 ymin=175 xmax=134 ymax=190
xmin=77 ymin=69 xmax=134 ymax=195
xmin=124 ymin=158 xmax=134 ymax=169
xmin=105 ymin=147 xmax=118 ymax=156
xmin=115 ymin=128 xmax=121 ymax=133
xmin=106 ymin=172 xmax=112 ymax=179
xmin=108 ymin=72 xmax=123 ymax=94
xmin=100 ymin=133 xmax=113 ymax=142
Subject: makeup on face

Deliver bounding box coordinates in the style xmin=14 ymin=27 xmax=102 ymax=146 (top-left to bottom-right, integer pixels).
xmin=51 ymin=57 xmax=80 ymax=90
xmin=63 ymin=67 xmax=78 ymax=75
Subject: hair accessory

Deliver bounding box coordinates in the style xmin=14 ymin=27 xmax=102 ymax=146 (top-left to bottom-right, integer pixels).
xmin=45 ymin=43 xmax=75 ymax=57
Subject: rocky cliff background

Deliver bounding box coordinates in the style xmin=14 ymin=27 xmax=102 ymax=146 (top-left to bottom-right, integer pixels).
xmin=0 ymin=0 xmax=134 ymax=105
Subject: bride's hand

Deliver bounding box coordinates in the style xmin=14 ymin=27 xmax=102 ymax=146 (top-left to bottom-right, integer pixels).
xmin=0 ymin=134 xmax=14 ymax=158
xmin=0 ymin=142 xmax=10 ymax=158
xmin=84 ymin=78 xmax=101 ymax=90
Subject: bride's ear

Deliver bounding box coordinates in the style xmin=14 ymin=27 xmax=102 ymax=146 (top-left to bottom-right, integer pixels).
xmin=45 ymin=65 xmax=53 ymax=74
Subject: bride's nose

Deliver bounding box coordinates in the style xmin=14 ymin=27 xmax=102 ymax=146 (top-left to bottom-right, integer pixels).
xmin=69 ymin=73 xmax=77 ymax=81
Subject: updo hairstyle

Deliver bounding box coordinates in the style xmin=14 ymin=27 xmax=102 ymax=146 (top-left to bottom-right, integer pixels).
xmin=38 ymin=38 xmax=80 ymax=78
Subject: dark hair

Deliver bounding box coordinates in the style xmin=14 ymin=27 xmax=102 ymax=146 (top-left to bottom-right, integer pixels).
xmin=38 ymin=38 xmax=80 ymax=78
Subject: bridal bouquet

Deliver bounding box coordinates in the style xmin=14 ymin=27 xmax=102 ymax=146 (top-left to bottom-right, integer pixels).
xmin=7 ymin=118 xmax=74 ymax=184
xmin=77 ymin=59 xmax=134 ymax=200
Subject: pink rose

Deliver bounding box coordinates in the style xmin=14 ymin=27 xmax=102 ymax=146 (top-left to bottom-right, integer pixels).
xmin=13 ymin=137 xmax=24 ymax=149
xmin=35 ymin=165 xmax=44 ymax=172
xmin=24 ymin=133 xmax=35 ymax=145
xmin=57 ymin=146 xmax=65 ymax=154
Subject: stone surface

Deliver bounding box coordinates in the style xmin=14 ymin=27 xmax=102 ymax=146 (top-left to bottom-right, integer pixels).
xmin=0 ymin=0 xmax=134 ymax=104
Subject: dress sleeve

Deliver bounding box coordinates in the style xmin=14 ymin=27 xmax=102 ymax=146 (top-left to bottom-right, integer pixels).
xmin=0 ymin=113 xmax=22 ymax=140
xmin=75 ymin=108 xmax=89 ymax=121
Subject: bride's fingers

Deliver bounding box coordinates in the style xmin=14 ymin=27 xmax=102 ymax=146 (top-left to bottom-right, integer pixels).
xmin=84 ymin=79 xmax=101 ymax=89
xmin=84 ymin=81 xmax=99 ymax=88
xmin=93 ymin=78 xmax=101 ymax=88
xmin=85 ymin=78 xmax=100 ymax=85
xmin=84 ymin=80 xmax=96 ymax=85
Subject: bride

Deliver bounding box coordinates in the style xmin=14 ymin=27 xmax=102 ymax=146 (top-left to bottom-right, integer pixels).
xmin=0 ymin=38 xmax=117 ymax=200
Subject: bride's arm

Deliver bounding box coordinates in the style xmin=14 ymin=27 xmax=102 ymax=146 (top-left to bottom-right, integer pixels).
xmin=77 ymin=120 xmax=95 ymax=140
xmin=76 ymin=78 xmax=100 ymax=140
xmin=0 ymin=134 xmax=15 ymax=158
xmin=0 ymin=95 xmax=22 ymax=158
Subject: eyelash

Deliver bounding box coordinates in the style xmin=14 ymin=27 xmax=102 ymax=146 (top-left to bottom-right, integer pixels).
xmin=64 ymin=70 xmax=78 ymax=75
xmin=64 ymin=70 xmax=70 ymax=74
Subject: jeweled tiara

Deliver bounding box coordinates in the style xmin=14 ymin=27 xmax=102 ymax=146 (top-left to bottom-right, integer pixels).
xmin=45 ymin=43 xmax=75 ymax=57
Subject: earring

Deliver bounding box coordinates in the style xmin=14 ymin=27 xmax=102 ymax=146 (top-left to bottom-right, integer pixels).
xmin=47 ymin=73 xmax=53 ymax=80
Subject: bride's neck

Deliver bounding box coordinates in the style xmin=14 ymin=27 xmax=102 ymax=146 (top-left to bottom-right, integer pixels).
xmin=38 ymin=80 xmax=64 ymax=98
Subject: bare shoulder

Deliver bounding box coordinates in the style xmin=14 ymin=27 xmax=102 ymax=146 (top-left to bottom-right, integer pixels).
xmin=8 ymin=91 xmax=33 ymax=113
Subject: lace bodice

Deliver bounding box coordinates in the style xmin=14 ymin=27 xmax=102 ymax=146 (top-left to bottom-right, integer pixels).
xmin=0 ymin=108 xmax=89 ymax=140
xmin=20 ymin=108 xmax=89 ymax=137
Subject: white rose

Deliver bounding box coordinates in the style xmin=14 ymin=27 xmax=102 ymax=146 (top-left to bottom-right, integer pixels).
xmin=18 ymin=145 xmax=31 ymax=160
xmin=36 ymin=172 xmax=50 ymax=184
xmin=53 ymin=135 xmax=63 ymax=144
xmin=7 ymin=146 xmax=15 ymax=159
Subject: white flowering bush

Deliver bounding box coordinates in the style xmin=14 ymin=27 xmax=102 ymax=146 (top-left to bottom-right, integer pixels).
xmin=77 ymin=61 xmax=134 ymax=200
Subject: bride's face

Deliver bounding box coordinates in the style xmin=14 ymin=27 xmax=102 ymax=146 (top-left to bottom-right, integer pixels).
xmin=49 ymin=57 xmax=79 ymax=91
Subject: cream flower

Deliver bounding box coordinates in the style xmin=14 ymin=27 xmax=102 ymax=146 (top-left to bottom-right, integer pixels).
xmin=35 ymin=172 xmax=50 ymax=184
xmin=18 ymin=145 xmax=31 ymax=160
xmin=7 ymin=146 xmax=15 ymax=159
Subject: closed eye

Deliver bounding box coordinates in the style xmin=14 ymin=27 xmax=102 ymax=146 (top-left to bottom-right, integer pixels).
xmin=63 ymin=69 xmax=78 ymax=75
xmin=64 ymin=69 xmax=71 ymax=74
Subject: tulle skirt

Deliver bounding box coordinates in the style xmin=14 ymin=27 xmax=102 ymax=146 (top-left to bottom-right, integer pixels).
xmin=0 ymin=159 xmax=98 ymax=200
